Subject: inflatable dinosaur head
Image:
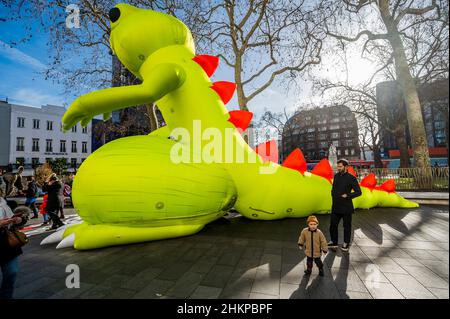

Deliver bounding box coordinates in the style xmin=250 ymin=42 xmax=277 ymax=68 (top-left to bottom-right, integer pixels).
xmin=108 ymin=3 xmax=195 ymax=79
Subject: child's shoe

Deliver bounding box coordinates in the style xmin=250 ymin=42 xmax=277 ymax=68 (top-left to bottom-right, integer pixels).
xmin=304 ymin=268 xmax=312 ymax=275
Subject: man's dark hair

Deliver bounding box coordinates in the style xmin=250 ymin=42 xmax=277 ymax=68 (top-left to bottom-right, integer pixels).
xmin=337 ymin=159 xmax=349 ymax=166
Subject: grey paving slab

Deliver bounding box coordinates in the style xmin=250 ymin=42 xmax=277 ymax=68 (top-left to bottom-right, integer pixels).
xmin=419 ymin=259 xmax=449 ymax=279
xmin=384 ymin=273 xmax=436 ymax=299
xmin=166 ymin=271 xmax=205 ymax=298
xmin=365 ymin=282 xmax=405 ymax=299
xmin=339 ymin=290 xmax=373 ymax=299
xmin=402 ymin=265 xmax=449 ymax=289
xmin=132 ymin=279 xmax=176 ymax=299
xmin=201 ymin=264 xmax=235 ymax=288
xmin=251 ymin=269 xmax=281 ymax=296
xmin=189 ymin=285 xmax=223 ymax=299
xmin=14 ymin=204 xmax=449 ymax=299
xmin=428 ymin=288 xmax=449 ymax=299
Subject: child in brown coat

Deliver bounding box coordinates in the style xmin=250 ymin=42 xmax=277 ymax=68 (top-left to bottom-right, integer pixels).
xmin=298 ymin=215 xmax=328 ymax=276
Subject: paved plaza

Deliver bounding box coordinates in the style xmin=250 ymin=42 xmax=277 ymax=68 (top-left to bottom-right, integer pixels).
xmin=12 ymin=204 xmax=449 ymax=299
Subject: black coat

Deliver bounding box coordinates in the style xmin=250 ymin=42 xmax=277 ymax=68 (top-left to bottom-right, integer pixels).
xmin=42 ymin=181 xmax=63 ymax=212
xmin=331 ymin=172 xmax=362 ymax=214
xmin=26 ymin=181 xmax=38 ymax=199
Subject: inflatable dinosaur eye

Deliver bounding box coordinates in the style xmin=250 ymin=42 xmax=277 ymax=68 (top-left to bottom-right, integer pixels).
xmin=109 ymin=7 xmax=120 ymax=23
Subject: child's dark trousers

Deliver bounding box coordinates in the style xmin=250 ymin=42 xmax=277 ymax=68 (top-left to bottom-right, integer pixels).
xmin=306 ymin=257 xmax=323 ymax=270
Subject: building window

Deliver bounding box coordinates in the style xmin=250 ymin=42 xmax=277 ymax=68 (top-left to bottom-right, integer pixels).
xmin=351 ymin=149 xmax=355 ymax=156
xmin=72 ymin=125 xmax=77 ymax=133
xmin=345 ymin=140 xmax=353 ymax=147
xmin=337 ymin=149 xmax=341 ymax=156
xmin=71 ymin=158 xmax=77 ymax=168
xmin=329 ymin=124 xmax=340 ymax=130
xmin=344 ymin=131 xmax=353 ymax=138
xmin=319 ymin=133 xmax=327 ymax=140
xmin=330 ymin=118 xmax=340 ymax=123
xmin=332 ymin=140 xmax=339 ymax=147
xmin=345 ymin=149 xmax=349 ymax=155
xmin=46 ymin=139 xmax=53 ymax=152
xmin=32 ymin=158 xmax=40 ymax=166
xmin=331 ymin=132 xmax=339 ymax=139
xmin=16 ymin=157 xmax=25 ymax=166
xmin=17 ymin=117 xmax=25 ymax=128
xmin=319 ymin=141 xmax=328 ymax=148
xmin=33 ymin=119 xmax=40 ymax=129
xmin=16 ymin=137 xmax=24 ymax=151
xmin=82 ymin=142 xmax=88 ymax=153
xmin=47 ymin=120 xmax=53 ymax=131
xmin=71 ymin=141 xmax=77 ymax=153
xmin=32 ymin=138 xmax=39 ymax=152
xmin=60 ymin=140 xmax=66 ymax=153
xmin=307 ymin=128 xmax=315 ymax=133
xmin=82 ymin=126 xmax=88 ymax=134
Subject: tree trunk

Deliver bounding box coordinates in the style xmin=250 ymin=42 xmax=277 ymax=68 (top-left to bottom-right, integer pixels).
xmin=378 ymin=0 xmax=430 ymax=169
xmin=373 ymin=144 xmax=383 ymax=168
xmin=234 ymin=55 xmax=249 ymax=111
xmin=394 ymin=124 xmax=410 ymax=168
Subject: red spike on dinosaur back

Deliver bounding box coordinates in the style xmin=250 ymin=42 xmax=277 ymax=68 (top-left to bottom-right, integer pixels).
xmin=192 ymin=55 xmax=219 ymax=77
xmin=228 ymin=110 xmax=253 ymax=132
xmin=210 ymin=81 xmax=236 ymax=104
xmin=381 ymin=179 xmax=396 ymax=193
xmin=282 ymin=148 xmax=307 ymax=174
xmin=311 ymin=158 xmax=333 ymax=182
xmin=255 ymin=140 xmax=278 ymax=163
xmin=360 ymin=173 xmax=377 ymax=189
xmin=347 ymin=166 xmax=357 ymax=177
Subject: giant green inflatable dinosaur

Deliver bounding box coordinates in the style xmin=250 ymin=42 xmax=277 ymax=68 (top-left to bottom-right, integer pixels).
xmin=41 ymin=4 xmax=418 ymax=250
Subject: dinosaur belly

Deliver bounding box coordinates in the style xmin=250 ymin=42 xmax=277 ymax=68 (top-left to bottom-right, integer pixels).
xmin=72 ymin=135 xmax=237 ymax=226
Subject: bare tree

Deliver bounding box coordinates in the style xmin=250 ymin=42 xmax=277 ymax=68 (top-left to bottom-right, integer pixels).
xmin=183 ymin=0 xmax=326 ymax=111
xmin=1 ymin=0 xmax=182 ymax=136
xmin=321 ymin=0 xmax=448 ymax=169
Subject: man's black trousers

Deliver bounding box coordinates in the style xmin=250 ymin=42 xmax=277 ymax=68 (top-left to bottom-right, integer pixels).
xmin=329 ymin=212 xmax=352 ymax=244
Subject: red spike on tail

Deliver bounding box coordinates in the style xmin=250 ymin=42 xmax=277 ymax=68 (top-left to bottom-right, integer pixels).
xmin=255 ymin=140 xmax=278 ymax=163
xmin=347 ymin=166 xmax=357 ymax=177
xmin=360 ymin=173 xmax=377 ymax=189
xmin=282 ymin=148 xmax=307 ymax=174
xmin=381 ymin=179 xmax=396 ymax=193
xmin=210 ymin=81 xmax=236 ymax=104
xmin=192 ymin=55 xmax=219 ymax=77
xmin=311 ymin=158 xmax=333 ymax=182
xmin=228 ymin=110 xmax=253 ymax=132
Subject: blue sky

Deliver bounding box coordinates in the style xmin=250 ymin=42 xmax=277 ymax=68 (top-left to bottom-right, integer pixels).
xmin=0 ymin=2 xmax=302 ymax=120
xmin=0 ymin=6 xmax=71 ymax=107
xmin=0 ymin=2 xmax=378 ymax=125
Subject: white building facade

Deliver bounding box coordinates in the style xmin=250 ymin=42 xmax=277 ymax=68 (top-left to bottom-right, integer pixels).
xmin=0 ymin=101 xmax=91 ymax=169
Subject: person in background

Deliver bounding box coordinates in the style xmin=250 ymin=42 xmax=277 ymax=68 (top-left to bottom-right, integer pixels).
xmin=42 ymin=174 xmax=65 ymax=230
xmin=25 ymin=176 xmax=39 ymax=219
xmin=2 ymin=166 xmax=24 ymax=197
xmin=0 ymin=187 xmax=23 ymax=299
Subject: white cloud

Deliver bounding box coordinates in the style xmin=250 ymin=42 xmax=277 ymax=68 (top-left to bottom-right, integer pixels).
xmin=11 ymin=88 xmax=64 ymax=107
xmin=0 ymin=39 xmax=46 ymax=71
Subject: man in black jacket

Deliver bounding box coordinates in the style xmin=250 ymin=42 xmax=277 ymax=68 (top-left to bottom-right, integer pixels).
xmin=328 ymin=159 xmax=362 ymax=252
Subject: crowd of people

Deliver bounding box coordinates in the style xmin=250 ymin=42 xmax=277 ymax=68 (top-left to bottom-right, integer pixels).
xmin=0 ymin=167 xmax=76 ymax=299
